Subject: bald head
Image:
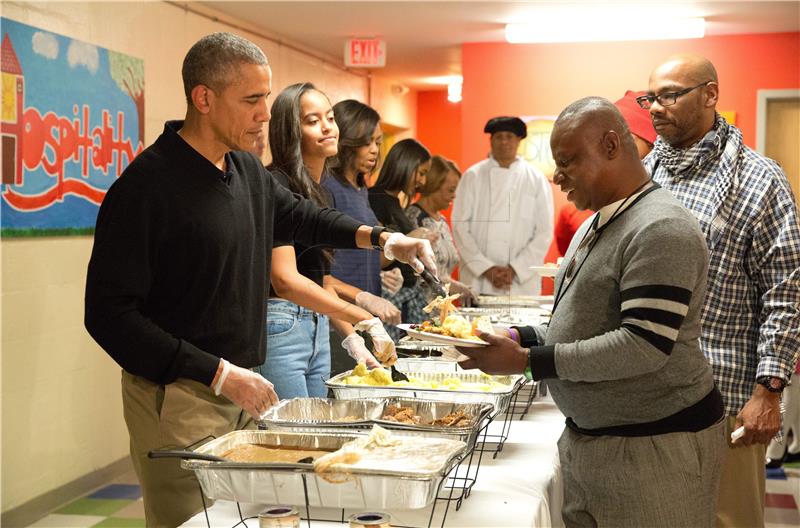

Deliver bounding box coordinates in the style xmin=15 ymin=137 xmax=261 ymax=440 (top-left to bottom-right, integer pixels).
xmin=647 ymin=54 xmax=719 ymax=148
xmin=650 ymin=54 xmax=718 ymax=87
xmin=550 ymin=97 xmax=650 ymax=211
xmin=555 ymin=97 xmax=640 ymax=159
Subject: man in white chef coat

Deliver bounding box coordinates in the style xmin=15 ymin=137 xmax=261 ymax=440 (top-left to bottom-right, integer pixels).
xmin=452 ymin=116 xmax=554 ymax=295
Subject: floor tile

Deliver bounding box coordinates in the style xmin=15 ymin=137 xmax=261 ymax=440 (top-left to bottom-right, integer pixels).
xmin=765 ymin=493 xmax=798 ymax=509
xmin=112 ymin=500 xmax=145 ymax=519
xmin=767 ymin=467 xmax=788 ymax=480
xmin=89 ymin=484 xmax=141 ymax=500
xmin=91 ymin=518 xmax=146 ymax=528
xmin=27 ymin=514 xmax=106 ymax=527
xmin=56 ymin=498 xmax=132 ymax=517
xmin=765 ymin=506 xmax=800 ymax=525
xmin=765 ymin=478 xmax=797 ymax=494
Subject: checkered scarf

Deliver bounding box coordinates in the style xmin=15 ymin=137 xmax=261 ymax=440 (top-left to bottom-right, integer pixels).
xmin=653 ymin=114 xmax=729 ymax=175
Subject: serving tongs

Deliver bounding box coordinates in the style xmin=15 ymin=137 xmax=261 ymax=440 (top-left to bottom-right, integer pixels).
xmin=386 ymin=358 xmax=410 ymax=382
xmin=419 ymin=268 xmax=447 ymax=298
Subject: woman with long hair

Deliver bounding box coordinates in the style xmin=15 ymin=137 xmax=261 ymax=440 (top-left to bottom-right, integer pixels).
xmin=368 ymin=138 xmax=435 ymax=339
xmin=258 ymin=83 xmax=394 ymax=398
xmin=322 ymin=100 xmax=402 ymax=373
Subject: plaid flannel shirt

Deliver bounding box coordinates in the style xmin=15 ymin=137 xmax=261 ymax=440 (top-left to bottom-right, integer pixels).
xmin=645 ymin=116 xmax=800 ymax=416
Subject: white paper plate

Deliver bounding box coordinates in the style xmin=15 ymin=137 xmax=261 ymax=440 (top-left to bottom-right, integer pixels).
xmin=529 ymin=265 xmax=559 ymax=277
xmin=397 ymin=323 xmax=488 ymax=348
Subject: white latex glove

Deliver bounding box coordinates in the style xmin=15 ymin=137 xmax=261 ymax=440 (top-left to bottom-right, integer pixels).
xmin=380 ymin=267 xmax=403 ymax=295
xmin=215 ymin=360 xmax=279 ymax=420
xmin=355 ymin=291 xmax=401 ymax=325
xmin=354 ymin=317 xmax=397 ymax=366
xmin=341 ymin=333 xmax=381 ymax=368
xmin=383 ymin=232 xmax=438 ymax=277
xmin=447 ymin=278 xmax=477 ymax=307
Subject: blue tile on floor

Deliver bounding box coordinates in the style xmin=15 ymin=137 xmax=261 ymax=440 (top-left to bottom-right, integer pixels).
xmin=88 ymin=484 xmax=142 ymax=500
xmin=767 ymin=467 xmax=788 ymax=480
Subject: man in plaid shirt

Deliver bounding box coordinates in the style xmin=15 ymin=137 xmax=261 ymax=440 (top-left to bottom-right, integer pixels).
xmin=642 ymin=54 xmax=800 ymax=527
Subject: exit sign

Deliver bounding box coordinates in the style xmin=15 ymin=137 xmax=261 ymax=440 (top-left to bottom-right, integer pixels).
xmin=344 ymin=38 xmax=386 ymax=68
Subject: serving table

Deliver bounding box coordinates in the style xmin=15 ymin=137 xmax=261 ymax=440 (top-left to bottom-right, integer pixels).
xmin=182 ymin=397 xmax=565 ymax=528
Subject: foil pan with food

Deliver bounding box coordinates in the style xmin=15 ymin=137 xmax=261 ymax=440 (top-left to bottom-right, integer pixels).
xmin=179 ymin=428 xmax=465 ymax=509
xmin=327 ymin=369 xmax=525 ymax=414
xmin=260 ymin=397 xmax=493 ymax=448
xmin=375 ymin=398 xmax=493 ymax=448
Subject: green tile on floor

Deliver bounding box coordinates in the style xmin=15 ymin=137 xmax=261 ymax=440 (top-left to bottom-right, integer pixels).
xmin=92 ymin=518 xmax=146 ymax=528
xmin=56 ymin=498 xmax=132 ymax=516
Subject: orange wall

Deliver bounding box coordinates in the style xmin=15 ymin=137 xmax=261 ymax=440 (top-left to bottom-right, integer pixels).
xmin=417 ymin=89 xmax=462 ymax=164
xmin=460 ymin=32 xmax=800 ymax=170
xmin=417 ymin=31 xmax=800 ymax=294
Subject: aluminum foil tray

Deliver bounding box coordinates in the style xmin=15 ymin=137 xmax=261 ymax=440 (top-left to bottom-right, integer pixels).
xmin=394 ymin=356 xmax=460 ymax=373
xmin=181 ymin=430 xmax=464 ymax=509
xmin=261 ymin=398 xmax=492 ymax=449
xmin=396 ymin=338 xmax=450 ymax=350
xmin=258 ymin=398 xmax=384 ymax=428
xmin=475 ymin=294 xmax=552 ymax=308
xmin=375 ymin=398 xmax=493 ymax=449
xmin=326 ymin=371 xmax=525 ymax=415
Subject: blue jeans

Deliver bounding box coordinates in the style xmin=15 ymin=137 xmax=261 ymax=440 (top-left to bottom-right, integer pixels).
xmin=258 ymin=299 xmax=330 ymax=399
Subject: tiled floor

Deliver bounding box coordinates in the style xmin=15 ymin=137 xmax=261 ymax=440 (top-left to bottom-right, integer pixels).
xmin=765 ymin=455 xmax=800 ymax=528
xmin=27 ymin=472 xmax=145 ymax=528
xmin=25 ymin=457 xmax=800 ymax=527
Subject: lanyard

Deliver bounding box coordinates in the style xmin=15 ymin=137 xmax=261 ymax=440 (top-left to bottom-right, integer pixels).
xmin=551 ymin=180 xmax=658 ymax=315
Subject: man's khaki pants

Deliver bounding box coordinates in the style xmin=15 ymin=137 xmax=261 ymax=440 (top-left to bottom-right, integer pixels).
xmin=716 ymin=416 xmax=766 ymax=527
xmin=121 ymin=370 xmax=253 ymax=527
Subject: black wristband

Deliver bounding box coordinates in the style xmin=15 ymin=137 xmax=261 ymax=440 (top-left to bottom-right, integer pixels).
xmin=370 ymin=226 xmax=387 ymax=249
xmin=756 ymin=376 xmax=786 ymax=393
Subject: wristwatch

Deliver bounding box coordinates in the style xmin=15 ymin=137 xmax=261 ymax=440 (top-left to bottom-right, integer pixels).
xmin=370 ymin=226 xmax=387 ymax=249
xmin=756 ymin=376 xmax=786 ymax=393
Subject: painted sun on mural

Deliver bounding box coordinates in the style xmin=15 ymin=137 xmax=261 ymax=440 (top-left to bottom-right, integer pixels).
xmin=1 ymin=18 xmax=144 ymax=237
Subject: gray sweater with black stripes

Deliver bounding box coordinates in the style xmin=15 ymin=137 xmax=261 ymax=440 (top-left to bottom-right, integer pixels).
xmin=533 ymin=187 xmax=715 ymax=430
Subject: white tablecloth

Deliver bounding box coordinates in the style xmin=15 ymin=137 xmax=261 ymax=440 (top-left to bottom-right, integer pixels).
xmin=183 ymin=397 xmax=565 ymax=528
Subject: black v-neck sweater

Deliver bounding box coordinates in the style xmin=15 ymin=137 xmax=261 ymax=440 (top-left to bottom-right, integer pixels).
xmin=85 ymin=121 xmax=361 ymax=385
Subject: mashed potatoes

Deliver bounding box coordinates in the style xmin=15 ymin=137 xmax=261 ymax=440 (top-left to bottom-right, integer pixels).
xmin=417 ymin=314 xmax=492 ymax=341
xmin=340 ymin=363 xmax=507 ymax=392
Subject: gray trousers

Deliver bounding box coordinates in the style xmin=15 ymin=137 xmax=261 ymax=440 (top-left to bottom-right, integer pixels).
xmin=558 ymin=418 xmax=726 ymax=527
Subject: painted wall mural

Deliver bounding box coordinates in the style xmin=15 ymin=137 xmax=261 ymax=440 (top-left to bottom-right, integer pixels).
xmin=1 ymin=18 xmax=144 ymax=236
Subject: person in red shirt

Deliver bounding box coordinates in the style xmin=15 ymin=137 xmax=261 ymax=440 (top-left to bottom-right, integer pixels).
xmin=554 ymin=90 xmax=657 ymax=255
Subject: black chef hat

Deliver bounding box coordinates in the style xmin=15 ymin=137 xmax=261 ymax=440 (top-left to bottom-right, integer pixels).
xmin=483 ymin=116 xmax=527 ymax=139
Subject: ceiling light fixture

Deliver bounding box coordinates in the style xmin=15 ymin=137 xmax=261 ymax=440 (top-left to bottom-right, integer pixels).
xmin=447 ymin=81 xmax=462 ymax=103
xmin=505 ymin=16 xmax=705 ymax=43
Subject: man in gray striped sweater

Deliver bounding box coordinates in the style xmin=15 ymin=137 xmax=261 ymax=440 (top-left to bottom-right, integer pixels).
xmin=459 ymin=97 xmax=726 ymax=527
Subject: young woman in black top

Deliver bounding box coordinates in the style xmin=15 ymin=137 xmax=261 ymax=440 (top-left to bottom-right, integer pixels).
xmin=257 ymin=83 xmax=395 ymax=398
xmin=368 ymin=138 xmax=436 ymax=339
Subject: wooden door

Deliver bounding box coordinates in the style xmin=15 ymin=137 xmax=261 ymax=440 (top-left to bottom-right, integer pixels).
xmin=765 ymin=98 xmax=800 ymax=204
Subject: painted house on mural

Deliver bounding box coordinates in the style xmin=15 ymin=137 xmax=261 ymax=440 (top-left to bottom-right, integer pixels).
xmin=2 ymin=33 xmax=25 ymax=186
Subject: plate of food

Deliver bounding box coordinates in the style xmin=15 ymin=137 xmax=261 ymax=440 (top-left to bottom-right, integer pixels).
xmin=398 ymin=323 xmax=489 ymax=347
xmin=398 ymin=286 xmax=492 ymax=347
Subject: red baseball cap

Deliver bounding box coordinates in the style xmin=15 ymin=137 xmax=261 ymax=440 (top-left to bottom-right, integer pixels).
xmin=614 ymin=90 xmax=657 ymax=145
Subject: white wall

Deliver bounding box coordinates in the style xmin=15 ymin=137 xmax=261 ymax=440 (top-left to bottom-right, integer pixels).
xmin=0 ymin=0 xmax=414 ymax=512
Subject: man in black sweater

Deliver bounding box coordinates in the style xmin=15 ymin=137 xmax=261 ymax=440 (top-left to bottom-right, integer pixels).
xmin=84 ymin=32 xmax=434 ymax=527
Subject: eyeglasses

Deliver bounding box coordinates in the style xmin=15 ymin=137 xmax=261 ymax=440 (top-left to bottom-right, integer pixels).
xmin=636 ymin=81 xmax=713 ymax=110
